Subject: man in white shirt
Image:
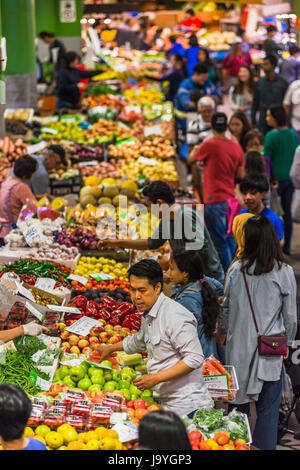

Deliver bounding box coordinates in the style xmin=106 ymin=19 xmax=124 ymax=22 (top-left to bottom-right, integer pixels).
xmin=97 ymin=259 xmax=213 ymax=417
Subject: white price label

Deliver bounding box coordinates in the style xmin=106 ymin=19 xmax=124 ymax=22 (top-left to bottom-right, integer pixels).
xmin=23 ymin=224 xmax=43 ymax=247
xmin=27 ymin=141 xmax=47 ymax=155
xmin=68 ymin=275 xmax=89 ymax=285
xmin=46 ymin=305 xmax=81 ymax=314
xmin=25 ymin=301 xmax=44 ymax=322
xmin=137 ymin=156 xmax=157 ymax=166
xmin=30 ymin=349 xmax=45 ymax=363
xmin=110 ymin=412 xmax=128 ymax=425
xmin=66 ymin=316 xmax=103 ymax=336
xmin=17 ymin=283 xmax=35 ymax=302
xmin=60 ymin=358 xmax=85 ymax=367
xmin=38 ymin=333 xmax=52 ymax=344
xmin=204 ymin=374 xmax=229 ymax=392
xmin=144 ymin=124 xmax=163 ymax=137
xmin=35 ymin=278 xmax=56 ymax=292
xmin=89 ymin=273 xmax=114 ymax=281
xmin=41 ymin=127 xmax=58 ymax=135
xmin=125 ymin=105 xmax=141 ymax=114
xmin=112 ymin=421 xmax=138 ymax=443
xmin=36 ymin=376 xmax=52 ymax=392
xmin=78 ymin=161 xmax=98 ymax=166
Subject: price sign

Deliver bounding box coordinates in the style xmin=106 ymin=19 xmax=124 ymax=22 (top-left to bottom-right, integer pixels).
xmin=125 ymin=105 xmax=141 ymax=114
xmin=144 ymin=124 xmax=163 ymax=137
xmin=27 ymin=141 xmax=47 ymax=155
xmin=25 ymin=301 xmax=44 ymax=322
xmin=46 ymin=305 xmax=81 ymax=314
xmin=137 ymin=156 xmax=157 ymax=166
xmin=36 ymin=376 xmax=52 ymax=392
xmin=17 ymin=283 xmax=35 ymax=302
xmin=41 ymin=127 xmax=58 ymax=135
xmin=60 ymin=358 xmax=85 ymax=367
xmin=204 ymin=374 xmax=229 ymax=392
xmin=112 ymin=421 xmax=138 ymax=443
xmin=78 ymin=161 xmax=98 ymax=166
xmin=35 ymin=278 xmax=56 ymax=292
xmin=30 ymin=349 xmax=45 ymax=363
xmin=89 ymin=273 xmax=114 ymax=281
xmin=68 ymin=275 xmax=89 ymax=285
xmin=66 ymin=316 xmax=103 ymax=336
xmin=23 ymin=224 xmax=43 ymax=247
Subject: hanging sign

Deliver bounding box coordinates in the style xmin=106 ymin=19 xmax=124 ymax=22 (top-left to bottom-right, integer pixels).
xmin=60 ymin=0 xmax=76 ymax=23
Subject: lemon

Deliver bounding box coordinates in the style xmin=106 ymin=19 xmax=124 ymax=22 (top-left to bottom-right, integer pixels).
xmin=23 ymin=427 xmax=34 ymax=438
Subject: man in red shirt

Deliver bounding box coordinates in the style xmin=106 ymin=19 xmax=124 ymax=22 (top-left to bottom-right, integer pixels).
xmin=181 ymin=9 xmax=202 ymax=31
xmin=188 ymin=112 xmax=245 ymax=271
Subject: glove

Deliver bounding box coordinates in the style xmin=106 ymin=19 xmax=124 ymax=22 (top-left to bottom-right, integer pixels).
xmin=23 ymin=322 xmax=44 ymax=336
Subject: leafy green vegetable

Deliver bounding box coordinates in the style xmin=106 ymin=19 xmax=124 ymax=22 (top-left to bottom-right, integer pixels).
xmin=225 ymin=415 xmax=248 ymax=441
xmin=193 ymin=409 xmax=224 ymax=433
xmin=36 ymin=349 xmax=60 ymax=366
xmin=13 ymin=335 xmax=46 ymax=358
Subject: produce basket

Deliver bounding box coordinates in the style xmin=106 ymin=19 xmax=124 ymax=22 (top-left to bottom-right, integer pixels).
xmin=204 ymin=365 xmax=239 ymax=401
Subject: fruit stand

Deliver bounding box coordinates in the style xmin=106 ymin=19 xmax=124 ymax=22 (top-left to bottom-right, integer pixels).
xmin=0 ymin=46 xmax=252 ymax=452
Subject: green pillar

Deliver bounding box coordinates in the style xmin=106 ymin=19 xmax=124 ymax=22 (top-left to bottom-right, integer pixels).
xmin=1 ymin=0 xmax=37 ymax=108
xmin=0 ymin=0 xmax=4 ymax=137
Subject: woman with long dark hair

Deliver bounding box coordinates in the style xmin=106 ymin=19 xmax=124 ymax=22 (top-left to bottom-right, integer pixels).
xmin=216 ymin=215 xmax=297 ymax=450
xmin=229 ymin=110 xmax=251 ymax=151
xmin=169 ymin=250 xmax=223 ymax=360
xmin=198 ymin=48 xmax=217 ymax=84
xmin=138 ymin=410 xmax=192 ymax=450
xmin=229 ymin=65 xmax=255 ymax=121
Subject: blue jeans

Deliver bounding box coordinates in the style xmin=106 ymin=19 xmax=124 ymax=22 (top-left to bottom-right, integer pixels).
xmin=204 ymin=201 xmax=237 ymax=272
xmin=277 ymin=180 xmax=294 ymax=252
xmin=228 ymin=370 xmax=283 ymax=450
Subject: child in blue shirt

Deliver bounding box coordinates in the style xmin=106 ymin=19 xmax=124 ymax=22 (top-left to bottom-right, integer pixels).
xmin=239 ymin=174 xmax=284 ymax=241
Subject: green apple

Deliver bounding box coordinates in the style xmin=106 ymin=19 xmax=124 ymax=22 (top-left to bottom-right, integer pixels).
xmin=112 ymin=370 xmax=121 ymax=381
xmin=129 ymin=385 xmax=141 ymax=397
xmin=58 ymin=366 xmax=70 ymax=379
xmin=88 ymin=367 xmax=102 ymax=377
xmin=122 ymin=367 xmax=136 ymax=379
xmin=118 ymin=380 xmax=130 ymax=390
xmin=88 ymin=384 xmax=102 ymax=392
xmin=142 ymin=396 xmax=153 ymax=403
xmin=141 ymin=389 xmax=152 ymax=398
xmin=130 ymin=394 xmax=140 ymax=400
xmin=69 ymin=366 xmax=85 ymax=382
xmin=120 ymin=372 xmax=132 ymax=383
xmin=77 ymin=377 xmax=92 ymax=391
xmin=91 ymin=375 xmax=105 ymax=385
xmin=103 ymin=381 xmax=117 ymax=392
xmin=79 ymin=362 xmax=89 ymax=374
xmin=103 ymin=372 xmax=113 ymax=381
xmin=100 ymin=360 xmax=113 ymax=369
xmin=120 ymin=388 xmax=131 ymax=401
xmin=62 ymin=376 xmax=76 ymax=388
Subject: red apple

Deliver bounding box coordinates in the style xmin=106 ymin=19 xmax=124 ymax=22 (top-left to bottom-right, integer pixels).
xmin=131 ymin=329 xmax=138 ymax=335
xmin=78 ymin=339 xmax=89 ymax=349
xmin=78 ymin=335 xmax=89 ymax=341
xmin=61 ymin=346 xmax=71 ymax=353
xmin=60 ymin=331 xmax=70 ymax=340
xmin=134 ymin=400 xmax=146 ymax=410
xmin=113 ymin=325 xmax=122 ymax=331
xmin=114 ymin=334 xmax=123 ymax=342
xmin=90 ymin=327 xmax=104 ymax=336
xmin=90 ymin=340 xmax=100 ymax=349
xmin=82 ymin=346 xmax=93 ymax=355
xmin=89 ymin=336 xmax=98 ymax=344
xmin=104 ymin=325 xmax=114 ymax=332
xmin=70 ymin=346 xmax=80 ymax=355
xmin=99 ymin=332 xmax=109 ymax=343
xmin=107 ymin=336 xmax=120 ymax=344
xmin=68 ymin=334 xmax=79 ymax=346
xmin=127 ymin=400 xmax=135 ymax=409
xmin=61 ymin=341 xmax=70 ymax=349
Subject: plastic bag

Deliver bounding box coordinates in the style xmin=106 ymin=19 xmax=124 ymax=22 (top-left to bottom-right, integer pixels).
xmin=0 ymin=284 xmax=17 ymax=324
xmin=281 ymin=364 xmax=294 ymax=412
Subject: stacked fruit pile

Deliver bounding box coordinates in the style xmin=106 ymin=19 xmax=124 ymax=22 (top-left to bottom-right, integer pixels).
xmin=73 ymin=256 xmax=128 ymax=279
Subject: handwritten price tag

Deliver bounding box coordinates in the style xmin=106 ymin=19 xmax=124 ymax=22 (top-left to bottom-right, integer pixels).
xmin=35 ymin=278 xmax=56 ymax=292
xmin=112 ymin=421 xmax=138 ymax=443
xmin=46 ymin=305 xmax=81 ymax=314
xmin=23 ymin=224 xmax=43 ymax=247
xmin=66 ymin=316 xmax=103 ymax=336
xmin=25 ymin=301 xmax=44 ymax=322
xmin=17 ymin=283 xmax=35 ymax=302
xmin=144 ymin=124 xmax=162 ymax=137
xmin=89 ymin=273 xmax=114 ymax=281
xmin=68 ymin=275 xmax=89 ymax=285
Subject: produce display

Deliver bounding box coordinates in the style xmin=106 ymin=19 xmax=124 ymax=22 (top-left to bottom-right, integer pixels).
xmin=73 ymin=256 xmax=128 ymax=280
xmin=108 ymin=137 xmax=175 ymax=160
xmin=29 ymin=243 xmax=79 ymax=262
xmin=71 ymin=286 xmax=131 ymax=303
xmin=74 ymin=160 xmax=121 ymax=180
xmin=72 ymin=144 xmax=104 ymax=161
xmin=0 ymin=259 xmax=72 ymax=286
xmin=120 ymin=159 xmax=178 ymax=182
xmin=0 ymin=137 xmax=28 ymax=183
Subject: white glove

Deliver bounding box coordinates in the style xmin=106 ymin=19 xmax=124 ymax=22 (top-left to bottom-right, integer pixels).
xmin=23 ymin=322 xmax=44 ymax=336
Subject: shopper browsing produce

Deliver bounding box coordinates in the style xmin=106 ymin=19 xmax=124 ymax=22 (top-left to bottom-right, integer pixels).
xmin=39 ymin=31 xmax=66 ymax=75
xmin=0 ymin=384 xmax=47 ymax=450
xmin=0 ymin=156 xmax=37 ymax=238
xmin=97 ymin=259 xmax=213 ymax=417
xmin=169 ymin=250 xmax=223 ymax=360
xmin=57 ymin=52 xmax=100 ymax=109
xmin=216 ymin=216 xmax=297 ymax=450
xmin=99 ymin=181 xmax=224 ymax=282
xmin=138 ymin=410 xmax=191 ymax=450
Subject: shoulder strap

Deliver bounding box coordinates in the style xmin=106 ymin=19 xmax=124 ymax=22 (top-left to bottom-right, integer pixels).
xmin=242 ymin=267 xmax=260 ymax=335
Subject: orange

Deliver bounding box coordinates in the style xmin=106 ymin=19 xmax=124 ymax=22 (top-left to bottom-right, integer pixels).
xmin=104 ymin=429 xmax=119 ymax=439
xmin=84 ymin=431 xmax=99 ymax=442
xmin=67 ymin=441 xmax=83 ymax=450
